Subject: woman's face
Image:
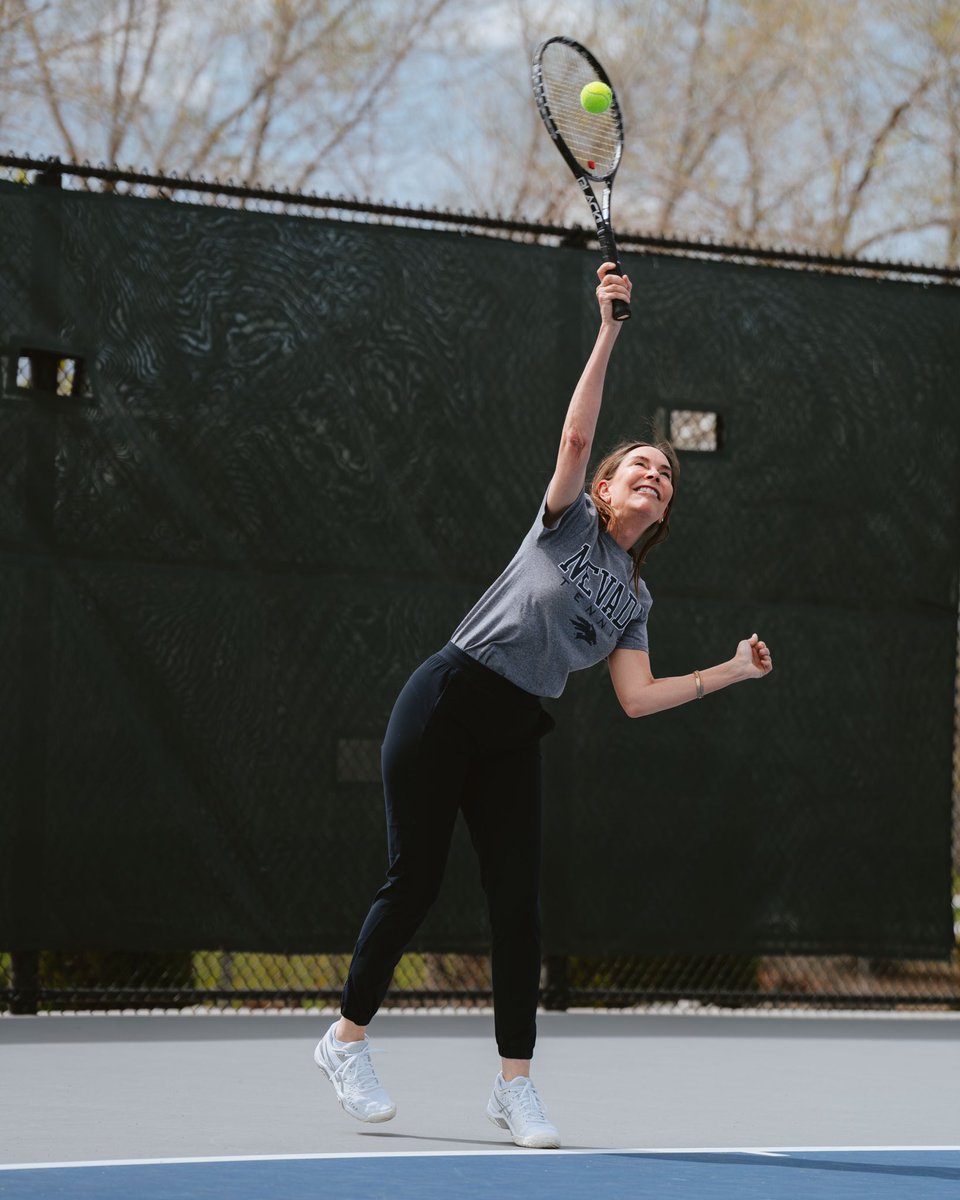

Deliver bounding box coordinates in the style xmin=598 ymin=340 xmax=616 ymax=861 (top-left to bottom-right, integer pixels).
xmin=598 ymin=446 xmax=674 ymax=531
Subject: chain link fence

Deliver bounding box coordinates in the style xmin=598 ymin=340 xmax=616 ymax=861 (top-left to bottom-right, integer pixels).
xmin=4 ymin=942 xmax=959 ymax=1013
xmin=1 ymin=156 xmax=958 ymax=1014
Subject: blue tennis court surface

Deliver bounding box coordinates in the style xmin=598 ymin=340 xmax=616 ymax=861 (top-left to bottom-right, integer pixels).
xmin=3 ymin=1148 xmax=959 ymax=1199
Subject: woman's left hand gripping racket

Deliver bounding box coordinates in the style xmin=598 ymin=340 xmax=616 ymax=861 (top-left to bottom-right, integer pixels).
xmin=532 ymin=36 xmax=630 ymax=321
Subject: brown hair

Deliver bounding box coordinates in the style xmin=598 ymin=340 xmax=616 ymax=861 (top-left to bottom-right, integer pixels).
xmin=590 ymin=440 xmax=680 ymax=591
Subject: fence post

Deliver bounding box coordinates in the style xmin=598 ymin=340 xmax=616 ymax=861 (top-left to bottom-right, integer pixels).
xmin=541 ymin=955 xmax=569 ymax=1011
xmin=10 ymin=952 xmax=39 ymax=1014
xmin=9 ymin=164 xmax=62 ymax=1004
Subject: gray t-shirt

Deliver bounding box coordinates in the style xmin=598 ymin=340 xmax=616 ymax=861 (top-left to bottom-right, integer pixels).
xmin=451 ymin=488 xmax=652 ymax=698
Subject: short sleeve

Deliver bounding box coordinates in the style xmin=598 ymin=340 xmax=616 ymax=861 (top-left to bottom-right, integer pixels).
xmin=615 ymin=592 xmax=652 ymax=653
xmin=533 ymin=488 xmax=596 ymax=543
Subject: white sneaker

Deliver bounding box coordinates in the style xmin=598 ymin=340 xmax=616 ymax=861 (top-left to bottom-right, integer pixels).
xmin=314 ymin=1022 xmax=397 ymax=1123
xmin=486 ymin=1073 xmax=561 ymax=1148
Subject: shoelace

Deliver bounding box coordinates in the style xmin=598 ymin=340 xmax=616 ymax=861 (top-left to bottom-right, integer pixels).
xmin=332 ymin=1042 xmax=385 ymax=1093
xmin=503 ymin=1077 xmax=550 ymax=1125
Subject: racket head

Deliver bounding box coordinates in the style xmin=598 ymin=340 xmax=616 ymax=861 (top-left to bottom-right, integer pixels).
xmin=532 ymin=36 xmax=624 ymax=184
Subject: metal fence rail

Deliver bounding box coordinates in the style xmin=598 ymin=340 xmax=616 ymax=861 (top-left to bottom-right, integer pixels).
xmin=4 ymin=151 xmax=959 ymax=279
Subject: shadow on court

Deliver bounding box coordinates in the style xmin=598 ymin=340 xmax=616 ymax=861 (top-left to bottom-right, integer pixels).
xmin=357 ymin=1129 xmax=601 ymax=1150
xmin=357 ymin=1130 xmax=516 ymax=1147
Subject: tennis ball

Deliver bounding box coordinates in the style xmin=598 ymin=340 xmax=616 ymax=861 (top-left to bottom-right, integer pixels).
xmin=580 ymin=81 xmax=612 ymax=114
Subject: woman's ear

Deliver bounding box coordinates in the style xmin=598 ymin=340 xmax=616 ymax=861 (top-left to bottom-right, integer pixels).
xmin=597 ymin=479 xmax=610 ymax=501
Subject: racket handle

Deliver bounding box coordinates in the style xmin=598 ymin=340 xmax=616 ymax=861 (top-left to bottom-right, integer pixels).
xmin=601 ymin=257 xmax=632 ymax=322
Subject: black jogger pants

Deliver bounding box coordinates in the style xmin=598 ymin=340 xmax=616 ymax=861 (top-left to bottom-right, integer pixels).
xmin=340 ymin=643 xmax=555 ymax=1060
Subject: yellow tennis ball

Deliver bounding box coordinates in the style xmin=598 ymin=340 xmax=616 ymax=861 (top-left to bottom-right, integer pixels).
xmin=580 ymin=81 xmax=612 ymax=114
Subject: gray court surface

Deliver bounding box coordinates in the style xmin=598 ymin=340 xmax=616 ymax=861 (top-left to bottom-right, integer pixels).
xmin=2 ymin=1011 xmax=959 ymax=1165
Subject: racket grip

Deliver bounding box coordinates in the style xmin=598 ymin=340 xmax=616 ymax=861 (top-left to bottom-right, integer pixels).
xmin=601 ymin=258 xmax=631 ymax=322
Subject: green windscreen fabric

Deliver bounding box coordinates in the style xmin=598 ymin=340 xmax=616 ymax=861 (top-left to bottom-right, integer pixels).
xmin=0 ymin=180 xmax=957 ymax=958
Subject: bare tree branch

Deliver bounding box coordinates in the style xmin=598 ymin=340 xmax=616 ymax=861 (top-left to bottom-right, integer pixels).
xmin=245 ymin=3 xmax=295 ymax=188
xmin=183 ymin=0 xmax=359 ymax=175
xmin=289 ymin=0 xmax=450 ymax=191
xmin=657 ymin=0 xmax=713 ymax=231
xmin=109 ymin=0 xmax=172 ymax=166
xmin=833 ymin=68 xmax=941 ymax=252
xmin=107 ymin=0 xmax=137 ymax=165
xmin=850 ymin=215 xmax=958 ymax=257
xmin=14 ymin=0 xmax=82 ymax=163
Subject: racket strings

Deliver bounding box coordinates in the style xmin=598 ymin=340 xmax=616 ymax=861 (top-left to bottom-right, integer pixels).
xmin=538 ymin=45 xmax=621 ymax=178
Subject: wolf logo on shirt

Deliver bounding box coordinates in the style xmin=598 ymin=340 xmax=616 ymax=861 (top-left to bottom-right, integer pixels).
xmin=570 ymin=615 xmax=597 ymax=645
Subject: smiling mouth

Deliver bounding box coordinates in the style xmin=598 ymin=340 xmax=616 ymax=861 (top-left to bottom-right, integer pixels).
xmin=633 ymin=485 xmax=660 ymax=499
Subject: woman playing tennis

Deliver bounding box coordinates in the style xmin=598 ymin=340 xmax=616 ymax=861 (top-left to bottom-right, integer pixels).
xmin=315 ymin=264 xmax=773 ymax=1148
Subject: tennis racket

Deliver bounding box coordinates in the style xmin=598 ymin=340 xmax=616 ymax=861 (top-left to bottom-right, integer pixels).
xmin=532 ymin=36 xmax=630 ymax=321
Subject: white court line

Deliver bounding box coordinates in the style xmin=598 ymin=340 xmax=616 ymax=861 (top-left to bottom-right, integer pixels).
xmin=2 ymin=1146 xmax=959 ymax=1171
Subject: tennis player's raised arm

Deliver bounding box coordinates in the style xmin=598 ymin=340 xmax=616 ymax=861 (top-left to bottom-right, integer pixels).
xmin=607 ymin=637 xmax=773 ymax=718
xmin=543 ymin=264 xmax=632 ymax=528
